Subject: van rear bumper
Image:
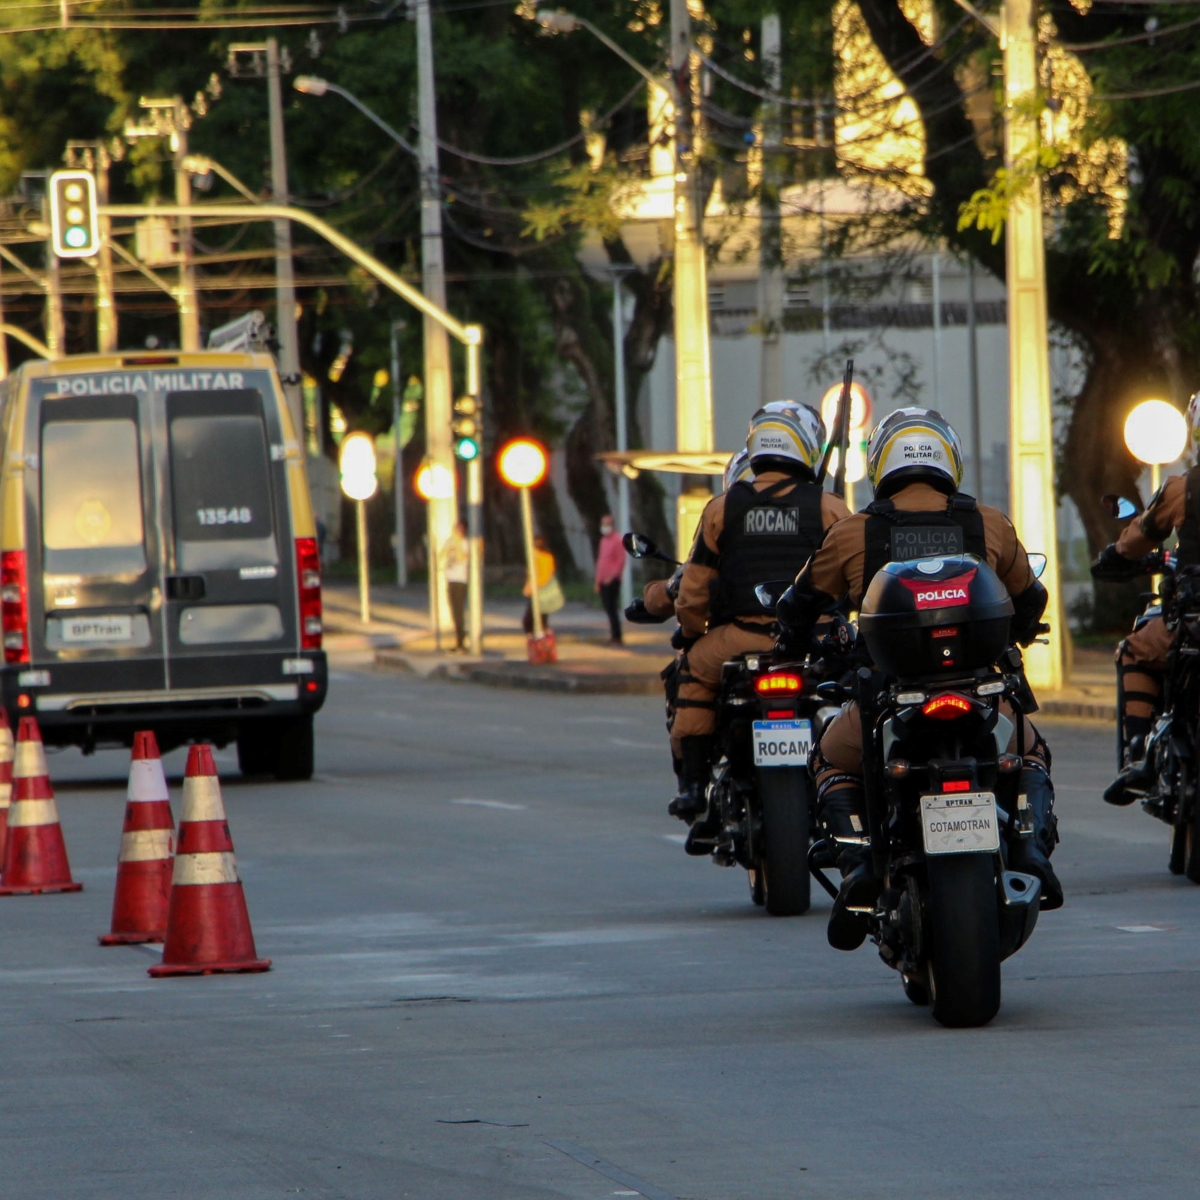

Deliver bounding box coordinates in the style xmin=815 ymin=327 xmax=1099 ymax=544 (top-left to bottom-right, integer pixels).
xmin=1 ymin=650 xmax=327 ymax=749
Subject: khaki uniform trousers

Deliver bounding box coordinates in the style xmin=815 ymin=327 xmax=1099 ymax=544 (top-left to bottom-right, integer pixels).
xmin=670 ymin=622 xmax=777 ymax=738
xmin=1119 ymin=615 xmax=1172 ymax=719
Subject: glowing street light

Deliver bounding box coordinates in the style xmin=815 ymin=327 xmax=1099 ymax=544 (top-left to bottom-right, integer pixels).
xmin=498 ymin=438 xmax=551 ymax=653
xmin=1124 ymin=399 xmax=1187 ymax=493
xmin=414 ymin=461 xmax=455 ymax=501
xmin=339 ymin=432 xmax=378 ymax=624
xmin=820 ymin=381 xmax=872 ymax=509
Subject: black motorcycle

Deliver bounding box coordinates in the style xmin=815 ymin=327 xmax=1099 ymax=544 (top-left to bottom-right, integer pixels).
xmin=624 ymin=536 xmax=840 ymax=915
xmin=809 ymin=553 xmax=1046 ymax=1027
xmin=1102 ymin=532 xmax=1200 ymax=880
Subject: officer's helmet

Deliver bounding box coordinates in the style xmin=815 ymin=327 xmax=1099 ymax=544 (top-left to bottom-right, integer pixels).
xmin=722 ymin=448 xmax=754 ymax=491
xmin=865 ymin=407 xmax=964 ymax=498
xmin=746 ymin=401 xmax=826 ymax=477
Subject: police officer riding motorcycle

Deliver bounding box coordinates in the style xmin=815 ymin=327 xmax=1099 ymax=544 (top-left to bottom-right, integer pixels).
xmin=669 ymin=403 xmax=850 ymax=832
xmin=775 ymin=408 xmax=1062 ymax=952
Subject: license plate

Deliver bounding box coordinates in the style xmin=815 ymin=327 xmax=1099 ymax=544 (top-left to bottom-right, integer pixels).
xmin=752 ymin=719 xmax=812 ymax=768
xmin=61 ymin=615 xmax=133 ymax=644
xmin=920 ymin=792 xmax=1000 ymax=855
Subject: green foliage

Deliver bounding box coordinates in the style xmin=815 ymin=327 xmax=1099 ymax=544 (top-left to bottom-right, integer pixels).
xmin=958 ymin=147 xmax=1062 ymax=244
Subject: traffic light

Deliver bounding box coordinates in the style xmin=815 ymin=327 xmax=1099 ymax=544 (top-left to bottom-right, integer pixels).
xmin=49 ymin=170 xmax=100 ymax=259
xmin=452 ymin=395 xmax=480 ymax=461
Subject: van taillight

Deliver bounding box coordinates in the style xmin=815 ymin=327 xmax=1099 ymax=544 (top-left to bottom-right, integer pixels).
xmin=1 ymin=551 xmax=29 ymax=664
xmin=296 ymin=538 xmax=322 ymax=650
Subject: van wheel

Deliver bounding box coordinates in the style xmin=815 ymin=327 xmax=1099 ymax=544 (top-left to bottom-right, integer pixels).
xmin=237 ymin=727 xmax=280 ymax=778
xmin=275 ymin=715 xmax=314 ymax=782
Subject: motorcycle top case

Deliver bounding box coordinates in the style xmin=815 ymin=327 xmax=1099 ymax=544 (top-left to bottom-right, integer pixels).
xmin=859 ymin=553 xmax=1013 ymax=678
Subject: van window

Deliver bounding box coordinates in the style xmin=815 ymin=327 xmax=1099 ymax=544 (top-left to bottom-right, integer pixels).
xmin=168 ymin=391 xmax=278 ymax=571
xmin=41 ymin=418 xmax=146 ymax=576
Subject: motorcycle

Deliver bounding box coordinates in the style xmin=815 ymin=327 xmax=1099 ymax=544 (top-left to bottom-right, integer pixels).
xmin=809 ymin=552 xmax=1048 ymax=1027
xmin=623 ymin=534 xmax=844 ymax=916
xmin=1099 ymin=497 xmax=1200 ymax=879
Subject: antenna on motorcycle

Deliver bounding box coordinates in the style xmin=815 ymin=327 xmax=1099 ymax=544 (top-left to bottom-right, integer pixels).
xmin=816 ymin=358 xmax=855 ymax=498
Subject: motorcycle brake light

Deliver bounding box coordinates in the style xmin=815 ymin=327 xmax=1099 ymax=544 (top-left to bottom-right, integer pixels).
xmin=922 ymin=693 xmax=972 ymax=719
xmin=942 ymin=779 xmax=972 ymax=792
xmin=755 ymin=672 xmax=802 ymax=695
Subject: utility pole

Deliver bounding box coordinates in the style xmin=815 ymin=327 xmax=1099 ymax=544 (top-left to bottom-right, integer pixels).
xmin=66 ymin=141 xmax=117 ymax=352
xmin=464 ymin=326 xmax=484 ymax=657
xmin=932 ymin=247 xmax=942 ymax=410
xmin=612 ymin=275 xmax=632 ymax=608
xmin=266 ymin=39 xmax=302 ymax=438
xmin=172 ymin=102 xmax=200 ymax=351
xmin=669 ymin=0 xmax=714 ymax=557
xmin=0 ymin=258 xmax=8 ymax=380
xmin=390 ymin=320 xmax=408 ymax=588
xmin=967 ymin=255 xmax=982 ymax=498
xmin=757 ymin=12 xmax=784 ymax=407
xmin=1001 ymin=0 xmax=1063 ymax=690
xmin=413 ymin=0 xmax=457 ymax=634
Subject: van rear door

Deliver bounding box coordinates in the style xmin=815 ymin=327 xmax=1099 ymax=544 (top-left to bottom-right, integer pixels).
xmin=159 ymin=386 xmax=296 ymax=691
xmin=33 ymin=393 xmax=166 ymax=691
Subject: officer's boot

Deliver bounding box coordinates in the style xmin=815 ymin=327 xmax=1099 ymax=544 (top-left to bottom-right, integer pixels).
xmin=1103 ymin=715 xmax=1153 ymax=807
xmin=821 ymin=783 xmax=878 ymax=951
xmin=668 ymin=735 xmax=714 ymax=822
xmin=1008 ymin=765 xmax=1064 ymax=910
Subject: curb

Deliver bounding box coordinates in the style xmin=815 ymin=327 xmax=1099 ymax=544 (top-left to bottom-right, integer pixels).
xmin=374 ymin=648 xmax=662 ymax=695
xmin=1038 ymin=699 xmax=1117 ymax=722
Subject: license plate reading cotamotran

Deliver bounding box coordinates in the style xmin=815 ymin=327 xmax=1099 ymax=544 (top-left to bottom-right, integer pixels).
xmin=752 ymin=719 xmax=812 ymax=768
xmin=61 ymin=615 xmax=133 ymax=644
xmin=920 ymin=792 xmax=1000 ymax=855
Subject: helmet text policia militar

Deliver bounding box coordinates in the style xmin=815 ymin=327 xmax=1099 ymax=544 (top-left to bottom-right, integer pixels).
xmin=865 ymin=407 xmax=965 ymax=497
xmin=746 ymin=401 xmax=826 ymax=477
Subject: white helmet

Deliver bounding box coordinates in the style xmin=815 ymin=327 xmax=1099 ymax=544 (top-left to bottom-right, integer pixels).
xmin=722 ymin=448 xmax=754 ymax=491
xmin=865 ymin=407 xmax=964 ymax=497
xmin=746 ymin=401 xmax=826 ymax=476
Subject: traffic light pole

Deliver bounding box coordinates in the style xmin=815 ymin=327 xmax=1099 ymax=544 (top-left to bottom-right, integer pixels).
xmin=43 ymin=232 xmax=64 ymax=357
xmin=390 ymin=320 xmax=408 ymax=588
xmin=465 ymin=327 xmax=483 ymax=658
xmin=172 ymin=106 xmax=200 ymax=352
xmin=94 ymin=149 xmax=117 ymax=353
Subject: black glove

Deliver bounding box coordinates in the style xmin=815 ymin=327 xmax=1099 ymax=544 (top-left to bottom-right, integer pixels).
xmin=1010 ymin=579 xmax=1049 ymax=646
xmin=671 ymin=627 xmax=699 ymax=652
xmin=624 ymin=598 xmax=670 ymax=625
xmin=1091 ymin=544 xmax=1144 ymax=584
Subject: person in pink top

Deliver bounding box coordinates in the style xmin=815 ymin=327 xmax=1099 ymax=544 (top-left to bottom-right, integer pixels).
xmin=593 ymin=513 xmax=626 ymax=644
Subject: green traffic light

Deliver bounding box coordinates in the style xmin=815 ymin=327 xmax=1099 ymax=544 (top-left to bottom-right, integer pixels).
xmin=455 ymin=438 xmax=480 ymax=461
xmin=64 ymin=227 xmax=88 ymax=249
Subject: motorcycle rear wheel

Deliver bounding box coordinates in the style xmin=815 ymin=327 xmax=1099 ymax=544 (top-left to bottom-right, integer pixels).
xmin=926 ymin=853 xmax=1001 ymax=1028
xmin=758 ymin=767 xmax=811 ymax=916
xmin=1170 ymin=823 xmax=1186 ymax=876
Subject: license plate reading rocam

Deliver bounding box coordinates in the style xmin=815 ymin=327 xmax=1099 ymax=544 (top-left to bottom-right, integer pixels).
xmin=61 ymin=615 xmax=133 ymax=644
xmin=752 ymin=719 xmax=812 ymax=768
xmin=920 ymin=792 xmax=1000 ymax=855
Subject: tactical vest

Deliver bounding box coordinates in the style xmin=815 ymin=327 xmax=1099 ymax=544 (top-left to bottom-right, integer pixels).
xmin=1173 ymin=466 xmax=1200 ymax=568
xmin=861 ymin=492 xmax=988 ymax=601
xmin=710 ymin=475 xmax=825 ymax=626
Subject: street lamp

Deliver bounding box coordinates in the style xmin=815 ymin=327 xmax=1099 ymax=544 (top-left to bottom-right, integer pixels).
xmin=498 ymin=439 xmax=551 ymax=657
xmin=340 ymin=432 xmax=378 ymax=625
xmin=1124 ymin=399 xmax=1187 ymax=494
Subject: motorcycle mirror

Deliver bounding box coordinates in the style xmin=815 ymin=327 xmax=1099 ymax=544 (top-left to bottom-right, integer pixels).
xmin=1028 ymin=552 xmax=1047 ymax=579
xmin=754 ymin=580 xmax=792 ymax=612
xmin=815 ymin=680 xmax=845 ymax=703
xmin=1101 ymin=494 xmax=1139 ymax=521
xmin=622 ymin=532 xmax=655 ymax=559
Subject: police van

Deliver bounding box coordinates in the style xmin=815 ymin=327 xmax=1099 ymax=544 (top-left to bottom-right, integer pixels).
xmin=0 ymin=350 xmax=327 ymax=779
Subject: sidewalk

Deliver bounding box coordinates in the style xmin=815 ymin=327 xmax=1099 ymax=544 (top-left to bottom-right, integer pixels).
xmin=331 ymin=582 xmax=1117 ymax=718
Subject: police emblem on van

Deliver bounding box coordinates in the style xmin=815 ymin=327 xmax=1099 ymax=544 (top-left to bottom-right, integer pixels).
xmin=744 ymin=508 xmax=800 ymax=535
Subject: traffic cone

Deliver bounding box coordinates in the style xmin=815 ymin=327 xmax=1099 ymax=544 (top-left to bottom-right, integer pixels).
xmin=0 ymin=716 xmax=82 ymax=895
xmin=0 ymin=710 xmax=14 ymax=864
xmin=100 ymin=731 xmax=175 ymax=945
xmin=149 ymin=743 xmax=270 ymax=977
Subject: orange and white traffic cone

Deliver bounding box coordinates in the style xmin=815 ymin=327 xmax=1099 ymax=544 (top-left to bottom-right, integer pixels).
xmin=100 ymin=731 xmax=175 ymax=945
xmin=0 ymin=716 xmax=82 ymax=895
xmin=149 ymin=743 xmax=270 ymax=977
xmin=0 ymin=710 xmax=14 ymax=864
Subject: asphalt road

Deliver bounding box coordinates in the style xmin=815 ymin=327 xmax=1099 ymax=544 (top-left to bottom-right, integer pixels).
xmin=3 ymin=660 xmax=1199 ymax=1199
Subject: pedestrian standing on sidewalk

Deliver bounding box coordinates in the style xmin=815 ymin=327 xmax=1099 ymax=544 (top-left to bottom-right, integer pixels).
xmin=441 ymin=520 xmax=470 ymax=652
xmin=594 ymin=513 xmax=626 ymax=644
xmin=523 ymin=536 xmax=563 ymax=634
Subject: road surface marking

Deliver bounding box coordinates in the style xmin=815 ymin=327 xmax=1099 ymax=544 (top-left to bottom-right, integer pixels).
xmin=451 ymin=799 xmax=527 ymax=811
